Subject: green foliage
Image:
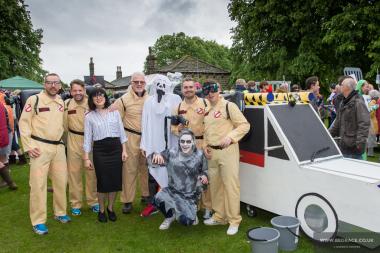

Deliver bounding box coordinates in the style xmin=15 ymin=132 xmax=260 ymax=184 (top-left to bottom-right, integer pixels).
xmin=228 ymin=0 xmax=380 ymax=88
xmin=145 ymin=32 xmax=232 ymax=74
xmin=0 ymin=0 xmax=46 ymax=83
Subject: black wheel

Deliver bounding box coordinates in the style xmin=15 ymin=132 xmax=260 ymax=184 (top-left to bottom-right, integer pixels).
xmin=295 ymin=193 xmax=338 ymax=242
xmin=246 ymin=204 xmax=257 ymax=218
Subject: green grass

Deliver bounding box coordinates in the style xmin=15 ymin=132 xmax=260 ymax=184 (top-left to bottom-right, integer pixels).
xmin=0 ymin=163 xmax=318 ymax=253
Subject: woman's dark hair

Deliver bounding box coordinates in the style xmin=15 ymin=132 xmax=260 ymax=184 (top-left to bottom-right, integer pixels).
xmin=88 ymin=87 xmax=110 ymax=111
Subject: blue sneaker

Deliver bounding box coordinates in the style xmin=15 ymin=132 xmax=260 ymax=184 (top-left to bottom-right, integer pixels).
xmin=54 ymin=215 xmax=71 ymax=223
xmin=33 ymin=224 xmax=48 ymax=235
xmin=71 ymin=208 xmax=81 ymax=216
xmin=91 ymin=204 xmax=100 ymax=213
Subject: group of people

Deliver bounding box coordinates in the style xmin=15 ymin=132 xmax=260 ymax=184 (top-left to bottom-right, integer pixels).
xmin=5 ymin=72 xmax=249 ymax=236
xmin=1 ymin=70 xmax=375 ymax=238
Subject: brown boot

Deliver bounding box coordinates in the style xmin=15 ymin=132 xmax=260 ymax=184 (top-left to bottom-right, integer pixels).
xmin=17 ymin=154 xmax=27 ymax=165
xmin=0 ymin=164 xmax=18 ymax=190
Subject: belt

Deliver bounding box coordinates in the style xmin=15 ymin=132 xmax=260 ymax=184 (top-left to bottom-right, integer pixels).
xmin=69 ymin=128 xmax=84 ymax=136
xmin=124 ymin=127 xmax=141 ymax=136
xmin=31 ymin=135 xmax=64 ymax=145
xmin=195 ymin=136 xmax=203 ymax=140
xmin=208 ymin=145 xmax=224 ymax=150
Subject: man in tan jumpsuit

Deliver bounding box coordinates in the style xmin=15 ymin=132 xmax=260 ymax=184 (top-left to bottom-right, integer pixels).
xmin=171 ymin=77 xmax=212 ymax=219
xmin=64 ymin=79 xmax=98 ymax=216
xmin=202 ymin=80 xmax=249 ymax=236
xmin=113 ymin=72 xmax=149 ymax=214
xmin=19 ymin=73 xmax=71 ymax=235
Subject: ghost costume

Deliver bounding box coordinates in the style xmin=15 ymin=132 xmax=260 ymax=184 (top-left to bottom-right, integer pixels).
xmin=152 ymin=130 xmax=208 ymax=226
xmin=140 ymin=75 xmax=182 ymax=209
xmin=141 ymin=74 xmax=182 ymax=157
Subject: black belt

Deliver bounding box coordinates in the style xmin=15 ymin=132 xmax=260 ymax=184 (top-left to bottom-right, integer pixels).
xmin=69 ymin=128 xmax=84 ymax=136
xmin=208 ymin=145 xmax=224 ymax=150
xmin=195 ymin=136 xmax=203 ymax=139
xmin=31 ymin=135 xmax=64 ymax=145
xmin=124 ymin=127 xmax=141 ymax=136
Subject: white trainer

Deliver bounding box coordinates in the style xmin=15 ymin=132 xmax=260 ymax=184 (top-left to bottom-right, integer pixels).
xmin=226 ymin=225 xmax=239 ymax=235
xmin=193 ymin=216 xmax=199 ymax=226
xmin=203 ymin=217 xmax=224 ymax=226
xmin=159 ymin=216 xmax=175 ymax=230
xmin=203 ymin=209 xmax=212 ymax=219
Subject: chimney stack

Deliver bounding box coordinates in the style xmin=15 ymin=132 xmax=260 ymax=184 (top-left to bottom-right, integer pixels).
xmin=89 ymin=57 xmax=94 ymax=77
xmin=116 ymin=66 xmax=122 ymax=80
xmin=145 ymin=47 xmax=157 ymax=75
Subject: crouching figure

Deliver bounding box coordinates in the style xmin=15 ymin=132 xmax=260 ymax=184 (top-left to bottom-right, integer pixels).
xmin=150 ymin=129 xmax=208 ymax=230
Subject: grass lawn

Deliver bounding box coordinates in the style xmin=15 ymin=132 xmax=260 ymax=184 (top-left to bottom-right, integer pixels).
xmin=6 ymin=158 xmax=370 ymax=253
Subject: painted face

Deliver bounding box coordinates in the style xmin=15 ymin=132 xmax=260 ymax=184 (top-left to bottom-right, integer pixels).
xmin=179 ymin=134 xmax=194 ymax=154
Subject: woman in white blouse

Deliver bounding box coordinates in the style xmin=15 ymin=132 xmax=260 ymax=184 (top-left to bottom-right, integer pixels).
xmin=83 ymin=88 xmax=127 ymax=223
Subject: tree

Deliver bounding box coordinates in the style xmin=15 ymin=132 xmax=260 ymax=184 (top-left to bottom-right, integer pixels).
xmin=0 ymin=0 xmax=46 ymax=82
xmin=145 ymin=32 xmax=232 ymax=75
xmin=228 ymin=0 xmax=380 ymax=88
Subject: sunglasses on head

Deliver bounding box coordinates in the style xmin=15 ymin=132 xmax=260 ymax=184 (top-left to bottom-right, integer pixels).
xmin=202 ymin=83 xmax=218 ymax=95
xmin=180 ymin=140 xmax=192 ymax=144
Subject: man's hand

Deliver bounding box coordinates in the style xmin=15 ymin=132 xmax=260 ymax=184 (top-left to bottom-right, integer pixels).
xmin=84 ymin=159 xmax=93 ymax=170
xmin=122 ymin=151 xmax=128 ymax=162
xmin=141 ymin=149 xmax=146 ymax=157
xmin=204 ymin=147 xmax=212 ymax=160
xmin=220 ymin=136 xmax=232 ymax=149
xmin=177 ymin=123 xmax=184 ymax=132
xmin=28 ymin=148 xmax=41 ymax=158
xmin=108 ymin=104 xmax=118 ymax=112
xmin=152 ymin=153 xmax=165 ymax=165
xmin=199 ymin=175 xmax=208 ymax=185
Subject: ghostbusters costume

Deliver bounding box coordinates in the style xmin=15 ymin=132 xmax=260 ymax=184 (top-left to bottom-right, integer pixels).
xmin=64 ymin=97 xmax=98 ymax=213
xmin=19 ymin=91 xmax=69 ymax=227
xmin=113 ymin=86 xmax=149 ymax=209
xmin=203 ymin=91 xmax=250 ymax=233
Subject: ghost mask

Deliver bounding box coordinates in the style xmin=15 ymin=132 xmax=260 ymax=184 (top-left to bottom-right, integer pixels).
xmin=149 ymin=75 xmax=173 ymax=114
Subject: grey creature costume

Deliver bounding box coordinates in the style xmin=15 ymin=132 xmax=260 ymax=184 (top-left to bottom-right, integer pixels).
xmin=151 ymin=130 xmax=208 ymax=226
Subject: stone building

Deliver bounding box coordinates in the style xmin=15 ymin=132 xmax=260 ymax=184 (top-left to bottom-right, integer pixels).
xmin=145 ymin=48 xmax=231 ymax=87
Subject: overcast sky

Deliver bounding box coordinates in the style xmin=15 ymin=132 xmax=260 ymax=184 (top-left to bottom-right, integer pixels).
xmin=25 ymin=0 xmax=235 ymax=83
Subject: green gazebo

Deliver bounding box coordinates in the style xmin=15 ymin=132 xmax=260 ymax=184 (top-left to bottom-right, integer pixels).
xmin=0 ymin=76 xmax=43 ymax=90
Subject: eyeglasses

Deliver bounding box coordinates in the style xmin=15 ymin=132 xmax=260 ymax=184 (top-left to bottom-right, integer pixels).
xmin=202 ymin=83 xmax=219 ymax=95
xmin=45 ymin=81 xmax=61 ymax=86
xmin=180 ymin=140 xmax=192 ymax=144
xmin=132 ymin=81 xmax=146 ymax=84
xmin=94 ymin=93 xmax=105 ymax=98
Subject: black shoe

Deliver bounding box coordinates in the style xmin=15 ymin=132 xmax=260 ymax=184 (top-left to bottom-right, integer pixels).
xmin=98 ymin=211 xmax=107 ymax=223
xmin=122 ymin=202 xmax=133 ymax=214
xmin=18 ymin=154 xmax=27 ymax=165
xmin=141 ymin=196 xmax=150 ymax=204
xmin=8 ymin=155 xmax=16 ymax=165
xmin=107 ymin=208 xmax=117 ymax=222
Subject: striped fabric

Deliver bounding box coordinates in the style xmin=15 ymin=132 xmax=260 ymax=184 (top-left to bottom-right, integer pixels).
xmin=83 ymin=110 xmax=127 ymax=152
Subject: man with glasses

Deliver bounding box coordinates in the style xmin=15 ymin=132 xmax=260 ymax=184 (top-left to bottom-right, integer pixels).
xmin=64 ymin=79 xmax=99 ymax=216
xmin=19 ymin=73 xmax=71 ymax=235
xmin=113 ymin=72 xmax=150 ymax=214
xmin=202 ymin=80 xmax=249 ymax=236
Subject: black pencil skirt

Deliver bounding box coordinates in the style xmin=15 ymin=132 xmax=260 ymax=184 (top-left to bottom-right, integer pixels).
xmin=93 ymin=137 xmax=122 ymax=193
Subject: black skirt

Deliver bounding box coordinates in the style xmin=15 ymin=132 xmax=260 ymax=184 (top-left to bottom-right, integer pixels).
xmin=93 ymin=137 xmax=122 ymax=193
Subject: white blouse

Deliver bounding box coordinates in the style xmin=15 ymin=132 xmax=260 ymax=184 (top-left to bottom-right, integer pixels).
xmin=83 ymin=110 xmax=127 ymax=152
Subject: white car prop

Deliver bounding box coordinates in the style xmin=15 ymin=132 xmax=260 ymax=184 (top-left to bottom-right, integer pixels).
xmin=235 ymin=92 xmax=380 ymax=248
